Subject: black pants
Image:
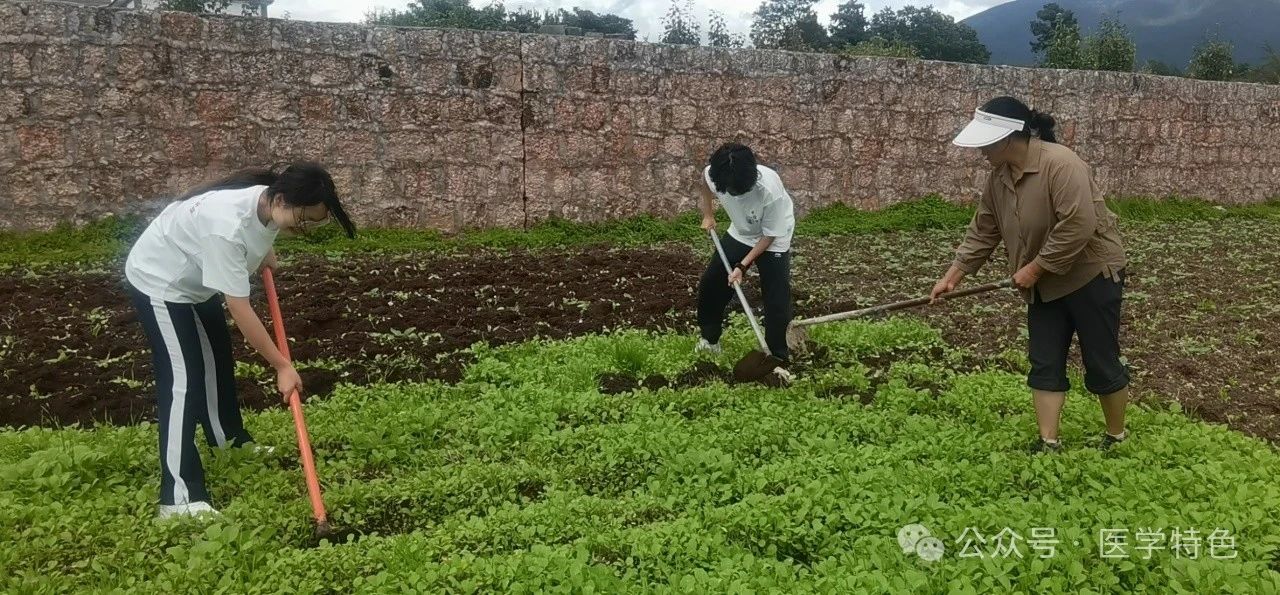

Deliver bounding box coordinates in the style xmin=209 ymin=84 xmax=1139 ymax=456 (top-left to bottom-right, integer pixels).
xmin=1027 ymin=271 xmax=1129 ymax=396
xmin=128 ymin=285 xmax=252 ymax=505
xmin=697 ymin=234 xmax=793 ymax=361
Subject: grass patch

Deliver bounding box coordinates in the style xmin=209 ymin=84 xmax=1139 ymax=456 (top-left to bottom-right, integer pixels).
xmin=0 ymin=217 xmax=145 ymax=268
xmin=2 ymin=321 xmax=1279 ymax=591
xmin=797 ymin=195 xmax=976 ymax=236
xmin=2 ymin=196 xmax=1277 ymax=268
xmin=1106 ymin=196 xmax=1280 ymax=222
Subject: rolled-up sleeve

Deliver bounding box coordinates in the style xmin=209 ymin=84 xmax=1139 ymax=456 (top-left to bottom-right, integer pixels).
xmin=953 ymin=185 xmax=1001 ymax=275
xmin=1033 ymin=159 xmax=1097 ymax=275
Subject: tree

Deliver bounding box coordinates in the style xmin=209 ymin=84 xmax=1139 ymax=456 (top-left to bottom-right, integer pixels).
xmin=1240 ymin=45 xmax=1280 ymax=83
xmin=1141 ymin=60 xmax=1181 ymax=76
xmin=504 ymin=9 xmax=544 ymax=33
xmin=370 ymin=0 xmax=502 ymax=30
xmin=1083 ymin=17 xmax=1136 ymax=72
xmin=1187 ymin=38 xmax=1236 ymax=81
xmin=751 ymin=0 xmax=824 ymax=52
xmin=707 ymin=11 xmax=745 ymax=48
xmin=829 ymin=1 xmax=869 ymax=48
xmin=867 ymin=6 xmax=990 ymax=64
xmin=1029 ymin=3 xmax=1078 ymax=56
xmin=239 ymin=0 xmax=272 ymax=16
xmin=840 ymin=36 xmax=918 ymax=59
xmin=160 ymin=0 xmax=231 ymax=13
xmin=1041 ymin=19 xmax=1084 ymax=69
xmin=660 ymin=0 xmax=700 ymax=46
xmin=368 ymin=2 xmax=636 ymax=39
xmin=796 ymin=13 xmax=831 ymax=50
xmin=555 ymin=8 xmax=637 ymax=39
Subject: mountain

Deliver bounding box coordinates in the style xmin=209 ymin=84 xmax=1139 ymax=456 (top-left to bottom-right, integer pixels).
xmin=962 ymin=0 xmax=1280 ymax=67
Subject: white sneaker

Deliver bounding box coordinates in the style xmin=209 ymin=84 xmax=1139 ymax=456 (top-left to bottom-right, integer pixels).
xmin=157 ymin=501 xmax=220 ymax=520
xmin=217 ymin=442 xmax=275 ymax=455
xmin=695 ymin=338 xmax=722 ymax=355
xmin=771 ymin=367 xmax=794 ymax=385
xmin=250 ymin=444 xmax=276 ymax=455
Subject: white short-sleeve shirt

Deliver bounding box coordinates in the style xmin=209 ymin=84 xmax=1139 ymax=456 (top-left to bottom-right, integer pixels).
xmin=125 ymin=186 xmax=279 ymax=303
xmin=703 ymin=164 xmax=795 ymax=253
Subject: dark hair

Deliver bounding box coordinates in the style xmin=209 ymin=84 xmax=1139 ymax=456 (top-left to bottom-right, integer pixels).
xmin=979 ymin=96 xmax=1057 ymax=143
xmin=180 ymin=162 xmax=356 ymax=238
xmin=707 ymin=143 xmax=759 ymax=196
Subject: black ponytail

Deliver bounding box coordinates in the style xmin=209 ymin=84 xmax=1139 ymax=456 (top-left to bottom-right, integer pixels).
xmin=1027 ymin=109 xmax=1057 ymax=143
xmin=270 ymin=162 xmax=356 ymax=239
xmin=178 ymin=161 xmax=356 ymax=239
xmin=178 ymin=165 xmax=281 ymax=201
xmin=979 ymin=96 xmax=1058 ymax=144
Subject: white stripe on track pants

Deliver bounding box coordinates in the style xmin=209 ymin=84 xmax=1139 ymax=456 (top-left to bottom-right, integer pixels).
xmin=128 ymin=285 xmax=253 ymax=505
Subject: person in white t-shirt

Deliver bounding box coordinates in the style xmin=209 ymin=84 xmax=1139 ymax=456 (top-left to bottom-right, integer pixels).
xmin=123 ymin=162 xmax=356 ymax=520
xmin=695 ymin=143 xmax=796 ymax=373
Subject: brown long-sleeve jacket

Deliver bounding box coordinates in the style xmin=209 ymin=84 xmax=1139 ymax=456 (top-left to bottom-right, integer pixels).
xmin=953 ymin=138 xmax=1127 ymax=303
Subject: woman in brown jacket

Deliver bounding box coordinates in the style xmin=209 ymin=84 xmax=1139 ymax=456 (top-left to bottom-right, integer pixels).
xmin=931 ymin=96 xmax=1130 ymax=454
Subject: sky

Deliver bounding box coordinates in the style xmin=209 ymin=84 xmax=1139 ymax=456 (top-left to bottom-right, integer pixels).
xmin=266 ymin=0 xmax=1014 ymax=41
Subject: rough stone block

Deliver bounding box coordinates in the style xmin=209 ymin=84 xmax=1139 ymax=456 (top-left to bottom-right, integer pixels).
xmin=86 ymin=167 xmax=125 ymax=205
xmin=78 ymin=44 xmax=110 ymax=80
xmin=0 ymin=89 xmax=25 ymax=123
xmin=32 ymin=45 xmax=79 ymax=82
xmin=0 ymin=129 xmax=17 ymax=168
xmin=17 ymin=2 xmax=69 ymax=37
xmin=305 ymin=54 xmax=356 ymax=87
xmin=397 ymin=28 xmax=445 ymax=58
xmin=35 ymin=87 xmax=83 ymax=120
xmin=110 ymin=11 xmax=160 ymax=44
xmin=202 ymin=125 xmax=267 ymax=163
xmin=175 ymin=50 xmax=231 ymax=84
xmin=112 ymin=126 xmax=162 ymax=162
xmin=159 ymin=11 xmax=203 ymax=43
xmin=0 ymin=3 xmax=29 ymax=37
xmin=384 ymin=130 xmax=440 ymax=163
xmin=18 ymin=125 xmax=65 ymax=162
xmin=163 ymin=129 xmax=197 ymax=165
xmin=114 ymin=46 xmax=154 ymax=81
xmin=193 ymin=90 xmax=239 ymax=123
xmin=236 ymin=50 xmax=278 ymax=86
xmin=69 ymin=126 xmax=110 ymax=164
xmin=273 ymin=20 xmax=331 ymax=51
xmin=245 ymin=90 xmax=296 ymax=123
xmin=268 ymin=128 xmax=333 ymax=161
xmin=299 ymin=94 xmax=338 ymax=124
xmin=142 ymin=86 xmax=190 ymax=130
xmin=204 ymin=15 xmax=271 ymax=50
xmin=273 ymin=51 xmax=311 ymax=84
xmin=329 ymin=131 xmax=378 ymax=164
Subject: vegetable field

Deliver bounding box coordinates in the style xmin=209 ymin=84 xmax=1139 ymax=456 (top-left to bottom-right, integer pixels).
xmin=3 ymin=200 xmax=1280 ymax=592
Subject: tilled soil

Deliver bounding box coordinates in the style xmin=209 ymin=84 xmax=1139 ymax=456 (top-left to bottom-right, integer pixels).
xmin=0 ymin=246 xmax=706 ymax=428
xmin=4 ymin=219 xmax=1280 ymax=444
xmin=790 ymin=220 xmax=1280 ymax=443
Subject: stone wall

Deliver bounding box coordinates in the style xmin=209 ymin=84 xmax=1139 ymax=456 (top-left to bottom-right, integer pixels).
xmin=2 ymin=1 xmax=1278 ymax=231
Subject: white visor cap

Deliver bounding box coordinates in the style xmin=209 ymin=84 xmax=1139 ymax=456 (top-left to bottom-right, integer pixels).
xmin=952 ymin=109 xmax=1027 ymax=148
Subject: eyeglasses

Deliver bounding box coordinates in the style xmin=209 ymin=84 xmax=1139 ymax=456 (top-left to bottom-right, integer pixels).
xmin=299 ymin=215 xmax=331 ymax=231
xmin=292 ymin=207 xmax=332 ymax=234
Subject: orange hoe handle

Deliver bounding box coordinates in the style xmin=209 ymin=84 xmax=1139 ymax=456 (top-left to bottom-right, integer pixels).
xmin=261 ymin=267 xmax=329 ymax=530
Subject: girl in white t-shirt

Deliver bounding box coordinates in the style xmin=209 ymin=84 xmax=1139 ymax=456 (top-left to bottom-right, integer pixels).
xmin=123 ymin=162 xmax=355 ymax=520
